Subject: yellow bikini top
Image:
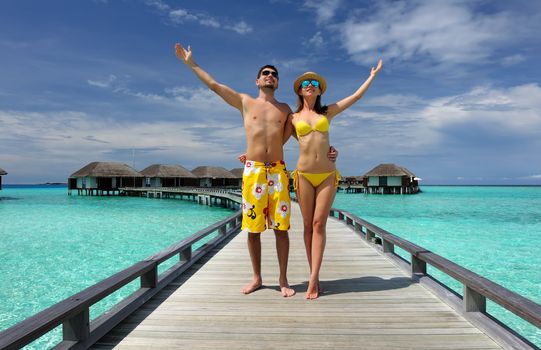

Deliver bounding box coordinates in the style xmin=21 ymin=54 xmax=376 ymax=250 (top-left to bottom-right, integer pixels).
xmin=294 ymin=115 xmax=329 ymax=137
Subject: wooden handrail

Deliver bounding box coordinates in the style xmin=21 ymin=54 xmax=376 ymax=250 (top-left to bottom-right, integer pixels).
xmin=329 ymin=208 xmax=541 ymax=331
xmin=0 ymin=210 xmax=241 ymax=350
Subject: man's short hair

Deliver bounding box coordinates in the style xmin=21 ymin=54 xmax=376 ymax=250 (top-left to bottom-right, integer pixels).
xmin=257 ymin=65 xmax=279 ymax=79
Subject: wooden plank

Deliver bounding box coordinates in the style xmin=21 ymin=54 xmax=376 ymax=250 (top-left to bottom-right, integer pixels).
xmin=90 ymin=203 xmax=504 ymax=350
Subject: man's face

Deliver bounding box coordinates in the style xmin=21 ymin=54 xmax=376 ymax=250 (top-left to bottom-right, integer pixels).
xmin=257 ymin=69 xmax=279 ymax=91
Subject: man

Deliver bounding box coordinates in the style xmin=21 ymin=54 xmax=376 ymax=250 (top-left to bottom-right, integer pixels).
xmin=175 ymin=43 xmax=335 ymax=297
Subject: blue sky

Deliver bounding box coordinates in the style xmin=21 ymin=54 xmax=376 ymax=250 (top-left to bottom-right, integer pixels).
xmin=1 ymin=0 xmax=541 ymax=184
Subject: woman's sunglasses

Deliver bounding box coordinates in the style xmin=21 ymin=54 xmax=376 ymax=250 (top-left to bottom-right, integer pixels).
xmin=301 ymin=79 xmax=320 ymax=88
xmin=261 ymin=70 xmax=279 ymax=78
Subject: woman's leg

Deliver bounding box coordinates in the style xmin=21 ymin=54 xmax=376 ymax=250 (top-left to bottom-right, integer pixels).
xmin=296 ymin=174 xmax=316 ymax=275
xmin=307 ymin=173 xmax=337 ymax=299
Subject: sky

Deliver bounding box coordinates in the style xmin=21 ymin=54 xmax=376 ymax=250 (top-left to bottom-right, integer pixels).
xmin=1 ymin=0 xmax=541 ymax=185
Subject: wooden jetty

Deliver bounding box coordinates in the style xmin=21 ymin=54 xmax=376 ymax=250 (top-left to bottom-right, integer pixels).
xmin=119 ymin=187 xmax=242 ymax=210
xmin=0 ymin=192 xmax=540 ymax=349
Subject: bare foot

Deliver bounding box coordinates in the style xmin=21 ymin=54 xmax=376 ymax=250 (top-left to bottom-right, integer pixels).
xmin=241 ymin=278 xmax=262 ymax=294
xmin=280 ymin=285 xmax=296 ymax=297
xmin=306 ymin=279 xmax=319 ymax=300
xmin=279 ymin=277 xmax=295 ymax=297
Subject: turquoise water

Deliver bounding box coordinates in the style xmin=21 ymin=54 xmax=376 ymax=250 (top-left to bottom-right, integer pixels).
xmin=1 ymin=186 xmax=539 ymax=348
xmin=333 ymin=186 xmax=541 ymax=347
xmin=0 ymin=186 xmax=233 ymax=349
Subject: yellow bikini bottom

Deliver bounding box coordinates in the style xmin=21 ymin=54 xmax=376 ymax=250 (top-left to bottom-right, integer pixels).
xmin=293 ymin=170 xmax=341 ymax=190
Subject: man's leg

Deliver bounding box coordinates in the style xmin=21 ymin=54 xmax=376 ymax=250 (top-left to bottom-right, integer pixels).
xmin=241 ymin=232 xmax=263 ymax=294
xmin=274 ymin=229 xmax=295 ymax=297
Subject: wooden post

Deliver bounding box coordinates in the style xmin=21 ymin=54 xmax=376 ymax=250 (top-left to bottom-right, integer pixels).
xmin=464 ymin=286 xmax=486 ymax=313
xmin=180 ymin=246 xmax=192 ymax=262
xmin=346 ymin=216 xmax=353 ymax=226
xmin=219 ymin=224 xmax=227 ymax=236
xmin=366 ymin=229 xmax=375 ymax=242
xmin=63 ymin=308 xmax=89 ymax=341
xmin=338 ymin=212 xmax=344 ymax=221
xmin=141 ymin=265 xmax=158 ymax=288
xmin=411 ymin=255 xmax=427 ymax=276
xmin=382 ymin=239 xmax=394 ymax=253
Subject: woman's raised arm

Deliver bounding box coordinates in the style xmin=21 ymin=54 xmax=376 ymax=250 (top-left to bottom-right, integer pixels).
xmin=326 ymin=59 xmax=382 ymax=119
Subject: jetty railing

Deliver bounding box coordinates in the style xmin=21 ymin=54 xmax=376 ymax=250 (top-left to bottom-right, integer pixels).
xmin=0 ymin=208 xmax=242 ymax=350
xmin=329 ymin=207 xmax=541 ymax=350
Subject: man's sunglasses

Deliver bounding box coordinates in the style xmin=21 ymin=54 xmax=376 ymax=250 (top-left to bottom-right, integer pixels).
xmin=301 ymin=79 xmax=320 ymax=88
xmin=261 ymin=70 xmax=279 ymax=78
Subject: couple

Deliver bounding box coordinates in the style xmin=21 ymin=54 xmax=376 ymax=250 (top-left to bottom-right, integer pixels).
xmin=176 ymin=43 xmax=382 ymax=299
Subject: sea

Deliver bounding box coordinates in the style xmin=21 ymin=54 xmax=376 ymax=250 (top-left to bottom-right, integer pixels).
xmin=0 ymin=185 xmax=540 ymax=348
xmin=333 ymin=185 xmax=541 ymax=348
xmin=0 ymin=185 xmax=234 ymax=349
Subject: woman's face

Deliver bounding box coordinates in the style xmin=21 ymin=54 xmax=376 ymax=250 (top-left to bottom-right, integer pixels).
xmin=299 ymin=79 xmax=320 ymax=98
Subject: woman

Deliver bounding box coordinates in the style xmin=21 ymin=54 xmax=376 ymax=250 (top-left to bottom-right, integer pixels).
xmin=288 ymin=60 xmax=382 ymax=299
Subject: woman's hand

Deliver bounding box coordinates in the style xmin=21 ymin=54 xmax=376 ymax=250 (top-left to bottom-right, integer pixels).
xmin=327 ymin=146 xmax=338 ymax=162
xmin=238 ymin=153 xmax=247 ymax=164
xmin=175 ymin=43 xmax=194 ymax=66
xmin=371 ymin=59 xmax=383 ymax=77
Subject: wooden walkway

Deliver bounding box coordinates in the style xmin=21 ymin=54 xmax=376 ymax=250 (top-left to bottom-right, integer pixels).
xmin=91 ymin=203 xmax=502 ymax=350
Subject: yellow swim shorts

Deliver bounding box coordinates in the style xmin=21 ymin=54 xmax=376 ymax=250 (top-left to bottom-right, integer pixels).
xmin=241 ymin=160 xmax=291 ymax=233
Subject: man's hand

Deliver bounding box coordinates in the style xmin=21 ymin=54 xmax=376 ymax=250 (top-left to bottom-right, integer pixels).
xmin=175 ymin=43 xmax=194 ymax=66
xmin=238 ymin=153 xmax=247 ymax=164
xmin=328 ymin=146 xmax=338 ymax=162
xmin=371 ymin=59 xmax=383 ymax=77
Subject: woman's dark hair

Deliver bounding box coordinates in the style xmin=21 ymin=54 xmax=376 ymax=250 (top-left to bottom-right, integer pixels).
xmin=257 ymin=65 xmax=279 ymax=79
xmin=295 ymin=93 xmax=328 ymax=114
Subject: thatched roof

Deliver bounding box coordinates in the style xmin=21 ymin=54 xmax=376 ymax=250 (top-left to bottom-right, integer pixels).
xmin=364 ymin=164 xmax=416 ymax=177
xmin=0 ymin=168 xmax=6 ymax=175
xmin=140 ymin=164 xmax=196 ymax=178
xmin=70 ymin=162 xmax=143 ymax=178
xmin=191 ymin=166 xmax=236 ymax=179
xmin=229 ymin=168 xmax=244 ymax=178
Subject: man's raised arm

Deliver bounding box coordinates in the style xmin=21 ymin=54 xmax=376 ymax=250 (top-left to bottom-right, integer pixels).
xmin=175 ymin=43 xmax=243 ymax=111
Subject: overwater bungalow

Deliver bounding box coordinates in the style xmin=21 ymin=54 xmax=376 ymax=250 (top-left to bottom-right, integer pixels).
xmin=362 ymin=163 xmax=420 ymax=194
xmin=191 ymin=166 xmax=238 ymax=188
xmin=68 ymin=162 xmax=144 ymax=196
xmin=140 ymin=164 xmax=198 ymax=188
xmin=0 ymin=167 xmax=6 ymax=191
xmin=229 ymin=168 xmax=243 ymax=188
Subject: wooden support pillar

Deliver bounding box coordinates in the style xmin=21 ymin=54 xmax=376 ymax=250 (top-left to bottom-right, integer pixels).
xmin=180 ymin=245 xmax=192 ymax=262
xmin=412 ymin=255 xmax=427 ymax=277
xmin=219 ymin=225 xmax=227 ymax=236
xmin=464 ymin=286 xmax=486 ymax=313
xmin=382 ymin=239 xmax=394 ymax=253
xmin=63 ymin=309 xmax=89 ymax=342
xmin=141 ymin=265 xmax=158 ymax=288
xmin=366 ymin=229 xmax=375 ymax=242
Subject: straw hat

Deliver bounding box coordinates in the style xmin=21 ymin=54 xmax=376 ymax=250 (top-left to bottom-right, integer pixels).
xmin=293 ymin=71 xmax=327 ymax=95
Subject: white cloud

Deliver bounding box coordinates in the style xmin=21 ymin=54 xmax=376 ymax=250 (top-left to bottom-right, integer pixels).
xmin=145 ymin=2 xmax=251 ymax=34
xmin=199 ymin=18 xmax=220 ymax=28
xmin=521 ymin=174 xmax=541 ymax=179
xmin=271 ymin=58 xmax=310 ymax=71
xmin=0 ymin=109 xmax=245 ymax=181
xmin=87 ymin=74 xmax=117 ymax=88
xmin=501 ymin=54 xmax=526 ymax=66
xmin=227 ymin=21 xmax=253 ymax=35
xmin=330 ymin=83 xmax=541 ymax=160
xmin=303 ymin=0 xmax=342 ymax=23
xmin=169 ymin=9 xmax=199 ymax=23
xmin=307 ymin=32 xmax=324 ymax=49
xmin=338 ymin=1 xmax=512 ymax=65
xmin=145 ymin=0 xmax=170 ymax=11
